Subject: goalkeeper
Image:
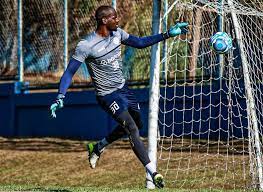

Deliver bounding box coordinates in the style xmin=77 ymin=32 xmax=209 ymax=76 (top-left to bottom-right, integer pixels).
xmin=50 ymin=5 xmax=188 ymax=188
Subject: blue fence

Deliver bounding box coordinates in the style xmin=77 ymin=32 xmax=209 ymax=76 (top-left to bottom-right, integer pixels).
xmin=0 ymin=82 xmax=249 ymax=140
xmin=0 ymin=83 xmax=149 ymax=140
xmin=159 ymin=82 xmax=248 ymax=140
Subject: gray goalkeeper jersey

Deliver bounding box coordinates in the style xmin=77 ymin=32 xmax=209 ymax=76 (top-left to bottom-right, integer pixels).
xmin=72 ymin=28 xmax=129 ymax=96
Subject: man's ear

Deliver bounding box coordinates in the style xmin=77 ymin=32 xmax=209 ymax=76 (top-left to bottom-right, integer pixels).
xmin=102 ymin=18 xmax=107 ymax=24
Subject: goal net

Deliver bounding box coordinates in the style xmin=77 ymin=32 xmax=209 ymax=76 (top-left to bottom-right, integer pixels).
xmin=157 ymin=0 xmax=263 ymax=190
xmin=0 ymin=0 xmax=155 ymax=86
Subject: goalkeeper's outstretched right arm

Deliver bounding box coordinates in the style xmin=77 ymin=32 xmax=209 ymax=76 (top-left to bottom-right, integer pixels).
xmin=50 ymin=58 xmax=82 ymax=118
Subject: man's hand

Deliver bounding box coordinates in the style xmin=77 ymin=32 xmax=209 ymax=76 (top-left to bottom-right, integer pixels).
xmin=163 ymin=22 xmax=189 ymax=38
xmin=50 ymin=94 xmax=65 ymax=118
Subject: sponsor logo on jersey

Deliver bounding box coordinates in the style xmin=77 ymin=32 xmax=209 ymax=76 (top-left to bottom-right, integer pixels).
xmin=100 ymin=51 xmax=121 ymax=70
xmin=100 ymin=60 xmax=107 ymax=65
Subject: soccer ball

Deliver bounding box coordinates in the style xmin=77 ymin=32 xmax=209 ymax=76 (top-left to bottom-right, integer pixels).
xmin=209 ymin=32 xmax=233 ymax=54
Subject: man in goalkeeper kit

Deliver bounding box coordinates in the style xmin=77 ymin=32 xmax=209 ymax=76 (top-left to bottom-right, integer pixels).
xmin=50 ymin=5 xmax=188 ymax=188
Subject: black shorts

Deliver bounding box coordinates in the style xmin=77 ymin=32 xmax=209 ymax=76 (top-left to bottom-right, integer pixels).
xmin=96 ymin=84 xmax=140 ymax=119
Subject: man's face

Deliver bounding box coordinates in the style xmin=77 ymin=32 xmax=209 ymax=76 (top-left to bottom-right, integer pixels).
xmin=104 ymin=10 xmax=119 ymax=31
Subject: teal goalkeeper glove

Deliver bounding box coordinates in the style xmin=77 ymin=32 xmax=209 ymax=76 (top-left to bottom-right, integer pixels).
xmin=163 ymin=22 xmax=189 ymax=38
xmin=50 ymin=94 xmax=65 ymax=118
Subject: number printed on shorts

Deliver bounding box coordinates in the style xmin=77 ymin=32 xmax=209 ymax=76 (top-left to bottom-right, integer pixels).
xmin=109 ymin=101 xmax=120 ymax=114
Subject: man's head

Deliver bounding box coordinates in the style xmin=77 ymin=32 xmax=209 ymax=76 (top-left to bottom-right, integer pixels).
xmin=95 ymin=6 xmax=119 ymax=31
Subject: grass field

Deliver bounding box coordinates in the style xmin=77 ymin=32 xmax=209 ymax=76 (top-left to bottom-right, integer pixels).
xmin=0 ymin=185 xmax=247 ymax=192
xmin=0 ymin=137 xmax=255 ymax=192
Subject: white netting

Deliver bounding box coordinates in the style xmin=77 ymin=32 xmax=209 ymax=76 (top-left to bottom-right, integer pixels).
xmin=158 ymin=0 xmax=263 ymax=190
xmin=0 ymin=0 xmax=154 ymax=85
xmin=0 ymin=0 xmax=18 ymax=79
xmin=22 ymin=0 xmax=64 ymax=84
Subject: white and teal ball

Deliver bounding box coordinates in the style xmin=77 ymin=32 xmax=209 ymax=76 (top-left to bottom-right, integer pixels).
xmin=209 ymin=32 xmax=233 ymax=54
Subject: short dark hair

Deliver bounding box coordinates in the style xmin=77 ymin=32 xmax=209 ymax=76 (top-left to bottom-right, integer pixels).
xmin=95 ymin=6 xmax=115 ymax=24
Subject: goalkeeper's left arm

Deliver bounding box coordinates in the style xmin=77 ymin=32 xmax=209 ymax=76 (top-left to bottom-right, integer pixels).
xmin=122 ymin=22 xmax=188 ymax=49
xmin=50 ymin=58 xmax=82 ymax=118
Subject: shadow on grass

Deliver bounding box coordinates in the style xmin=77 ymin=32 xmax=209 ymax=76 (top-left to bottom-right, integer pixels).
xmin=24 ymin=187 xmax=72 ymax=192
xmin=0 ymin=138 xmax=86 ymax=152
xmin=0 ymin=137 xmax=132 ymax=152
xmin=0 ymin=137 xmax=249 ymax=154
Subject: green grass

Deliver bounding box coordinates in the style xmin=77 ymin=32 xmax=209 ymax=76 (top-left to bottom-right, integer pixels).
xmin=0 ymin=184 xmax=251 ymax=192
xmin=0 ymin=137 xmax=259 ymax=192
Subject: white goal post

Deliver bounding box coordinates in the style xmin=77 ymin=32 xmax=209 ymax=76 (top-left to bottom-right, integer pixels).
xmin=147 ymin=0 xmax=263 ymax=190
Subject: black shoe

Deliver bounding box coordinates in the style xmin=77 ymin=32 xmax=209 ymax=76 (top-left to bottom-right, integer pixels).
xmin=152 ymin=172 xmax=165 ymax=188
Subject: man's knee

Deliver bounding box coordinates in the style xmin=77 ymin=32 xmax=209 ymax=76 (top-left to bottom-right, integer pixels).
xmin=129 ymin=109 xmax=143 ymax=130
xmin=117 ymin=111 xmax=140 ymax=144
xmin=123 ymin=113 xmax=139 ymax=136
